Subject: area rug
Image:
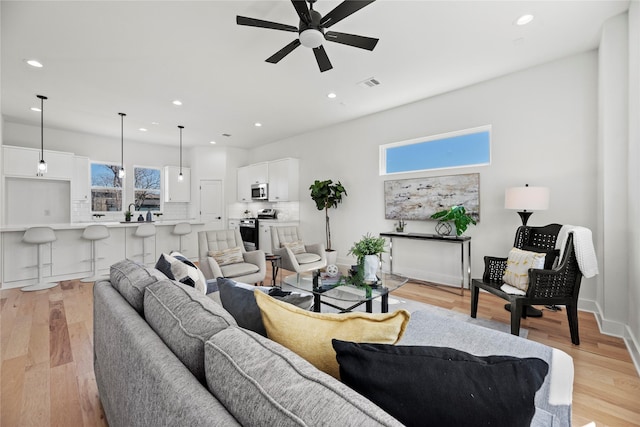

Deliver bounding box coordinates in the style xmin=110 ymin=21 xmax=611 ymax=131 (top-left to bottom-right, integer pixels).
xmin=279 ymin=283 xmax=528 ymax=338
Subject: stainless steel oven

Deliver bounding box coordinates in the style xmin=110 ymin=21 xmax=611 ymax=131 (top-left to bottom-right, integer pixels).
xmin=239 ymin=218 xmax=259 ymax=251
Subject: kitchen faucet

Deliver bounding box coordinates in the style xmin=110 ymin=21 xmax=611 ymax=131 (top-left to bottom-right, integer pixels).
xmin=128 ymin=203 xmax=136 ymax=213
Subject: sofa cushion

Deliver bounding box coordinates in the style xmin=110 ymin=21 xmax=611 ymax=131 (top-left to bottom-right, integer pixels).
xmin=110 ymin=259 xmax=166 ymax=313
xmin=295 ymin=252 xmax=322 ymax=264
xmin=204 ymin=326 xmax=404 ymax=427
xmin=333 ymin=339 xmax=548 ymax=427
xmin=254 ymin=290 xmax=410 ymax=379
xmin=155 ymin=252 xmax=207 ymax=294
xmin=219 ymin=262 xmax=260 ymax=278
xmin=143 ymin=279 xmax=237 ymax=383
xmin=503 ymin=247 xmax=547 ymax=291
xmin=217 ymin=278 xmax=313 ymax=337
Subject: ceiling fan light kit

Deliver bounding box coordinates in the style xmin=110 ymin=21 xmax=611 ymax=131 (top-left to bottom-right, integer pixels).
xmin=237 ymin=0 xmax=378 ymax=72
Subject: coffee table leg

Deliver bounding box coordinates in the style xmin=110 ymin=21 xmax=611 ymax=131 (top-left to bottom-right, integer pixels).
xmin=381 ymin=294 xmax=389 ymax=313
xmin=366 ymin=300 xmax=373 ymax=313
xmin=313 ymin=294 xmax=321 ymax=312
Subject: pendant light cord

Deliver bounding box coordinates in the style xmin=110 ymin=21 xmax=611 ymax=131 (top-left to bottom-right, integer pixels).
xmin=178 ymin=125 xmax=184 ymax=175
xmin=119 ymin=113 xmax=126 ymax=174
xmin=37 ymin=95 xmax=47 ymax=161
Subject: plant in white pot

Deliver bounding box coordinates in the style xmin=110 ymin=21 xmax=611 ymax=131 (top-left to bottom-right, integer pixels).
xmin=348 ymin=233 xmax=386 ymax=282
xmin=309 ymin=179 xmax=347 ymax=265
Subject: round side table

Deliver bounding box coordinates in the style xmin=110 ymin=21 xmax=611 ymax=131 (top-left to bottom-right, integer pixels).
xmin=265 ymin=254 xmax=282 ymax=286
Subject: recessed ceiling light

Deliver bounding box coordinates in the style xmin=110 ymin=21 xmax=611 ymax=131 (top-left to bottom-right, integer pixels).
xmin=210 ymin=140 xmax=216 ymax=145
xmin=254 ymin=122 xmax=262 ymax=127
xmin=515 ymin=14 xmax=534 ymax=26
xmin=30 ymin=107 xmax=42 ymax=112
xmin=139 ymin=128 xmax=148 ymax=132
xmin=172 ymin=100 xmax=183 ymax=106
xmin=327 ymin=92 xmax=337 ymax=99
xmin=25 ymin=59 xmax=43 ymax=68
xmin=151 ymin=121 xmax=159 ymax=125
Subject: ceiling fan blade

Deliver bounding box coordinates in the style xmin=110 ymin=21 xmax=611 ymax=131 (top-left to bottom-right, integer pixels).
xmin=291 ymin=0 xmax=311 ymax=25
xmin=236 ymin=15 xmax=298 ymax=32
xmin=266 ymin=39 xmax=301 ymax=64
xmin=320 ymin=0 xmax=376 ymax=28
xmin=313 ymin=45 xmax=333 ymax=72
xmin=325 ymin=31 xmax=378 ymax=50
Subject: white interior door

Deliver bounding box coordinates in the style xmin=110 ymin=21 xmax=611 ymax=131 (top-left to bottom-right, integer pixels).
xmin=199 ymin=180 xmax=223 ymax=228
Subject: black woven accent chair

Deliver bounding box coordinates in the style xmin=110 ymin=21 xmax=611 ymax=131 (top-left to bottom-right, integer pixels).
xmin=470 ymin=224 xmax=583 ymax=345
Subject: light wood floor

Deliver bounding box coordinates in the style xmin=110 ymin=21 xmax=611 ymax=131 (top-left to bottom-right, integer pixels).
xmin=1 ymin=271 xmax=639 ymax=426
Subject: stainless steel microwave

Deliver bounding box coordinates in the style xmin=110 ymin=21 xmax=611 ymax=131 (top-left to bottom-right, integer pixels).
xmin=251 ymin=183 xmax=268 ymax=200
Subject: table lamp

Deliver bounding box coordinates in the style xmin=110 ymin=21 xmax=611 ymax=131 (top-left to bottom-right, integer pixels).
xmin=504 ymin=184 xmax=550 ymax=225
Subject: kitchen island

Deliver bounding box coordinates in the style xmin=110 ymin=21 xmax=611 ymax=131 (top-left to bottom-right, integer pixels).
xmin=0 ymin=219 xmax=206 ymax=289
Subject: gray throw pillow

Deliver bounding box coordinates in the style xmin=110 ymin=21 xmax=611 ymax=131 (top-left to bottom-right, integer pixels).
xmin=217 ymin=278 xmax=313 ymax=337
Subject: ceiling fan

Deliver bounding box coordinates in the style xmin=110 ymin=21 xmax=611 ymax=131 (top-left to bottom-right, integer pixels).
xmin=236 ymin=0 xmax=379 ymax=72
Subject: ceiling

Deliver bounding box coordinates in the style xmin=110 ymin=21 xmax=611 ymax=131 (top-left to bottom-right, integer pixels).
xmin=1 ymin=0 xmax=629 ymax=149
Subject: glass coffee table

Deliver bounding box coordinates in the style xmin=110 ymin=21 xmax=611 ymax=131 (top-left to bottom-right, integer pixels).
xmin=283 ymin=271 xmax=408 ymax=313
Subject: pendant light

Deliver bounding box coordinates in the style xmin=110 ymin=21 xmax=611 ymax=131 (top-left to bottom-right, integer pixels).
xmin=178 ymin=125 xmax=184 ymax=181
xmin=118 ymin=113 xmax=126 ymax=179
xmin=36 ymin=95 xmax=48 ymax=175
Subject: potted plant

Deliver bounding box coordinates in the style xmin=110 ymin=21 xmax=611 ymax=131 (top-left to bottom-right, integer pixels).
xmin=348 ymin=233 xmax=386 ymax=282
xmin=309 ymin=179 xmax=347 ymax=264
xmin=430 ymin=205 xmax=476 ymax=236
xmin=124 ymin=210 xmax=132 ymax=222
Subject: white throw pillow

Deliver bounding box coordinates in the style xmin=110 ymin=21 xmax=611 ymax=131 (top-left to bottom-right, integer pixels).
xmin=502 ymin=248 xmax=546 ymax=292
xmin=282 ymin=240 xmax=305 ymax=255
xmin=208 ymin=246 xmax=244 ymax=266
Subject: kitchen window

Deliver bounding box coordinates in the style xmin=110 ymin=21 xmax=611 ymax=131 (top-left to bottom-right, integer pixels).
xmin=134 ymin=166 xmax=161 ymax=211
xmin=91 ymin=162 xmax=123 ymax=211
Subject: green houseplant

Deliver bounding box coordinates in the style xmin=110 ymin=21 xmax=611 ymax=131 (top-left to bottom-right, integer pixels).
xmin=309 ymin=179 xmax=347 ymax=252
xmin=348 ymin=233 xmax=386 ymax=282
xmin=430 ymin=205 xmax=476 ymax=236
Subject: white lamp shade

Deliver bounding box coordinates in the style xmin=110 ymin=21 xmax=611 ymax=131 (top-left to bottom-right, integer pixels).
xmin=504 ymin=186 xmax=550 ymax=211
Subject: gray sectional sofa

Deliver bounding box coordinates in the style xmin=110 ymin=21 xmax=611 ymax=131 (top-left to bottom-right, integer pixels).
xmin=93 ymin=259 xmax=574 ymax=426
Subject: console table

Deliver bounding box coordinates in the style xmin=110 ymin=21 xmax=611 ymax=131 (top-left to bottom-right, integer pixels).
xmin=379 ymin=232 xmax=471 ymax=296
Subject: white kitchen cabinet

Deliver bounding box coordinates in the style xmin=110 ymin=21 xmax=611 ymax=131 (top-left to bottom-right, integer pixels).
xmin=268 ymin=158 xmax=299 ymax=202
xmin=2 ymin=231 xmax=47 ymax=283
xmin=52 ymin=229 xmax=91 ymax=277
xmin=72 ymin=156 xmax=90 ymax=202
xmin=228 ymin=219 xmax=240 ymax=230
xmin=237 ymin=162 xmax=269 ymax=202
xmin=164 ymin=166 xmax=191 ymax=202
xmin=125 ymin=227 xmax=157 ymax=267
xmin=2 ymin=146 xmax=73 ymax=179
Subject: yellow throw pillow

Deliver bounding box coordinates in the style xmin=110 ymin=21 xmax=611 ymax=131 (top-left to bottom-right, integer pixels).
xmin=254 ymin=290 xmax=410 ymax=379
xmin=208 ymin=247 xmax=244 ymax=266
xmin=281 ymin=240 xmax=305 ymax=255
xmin=502 ymin=247 xmax=547 ymax=292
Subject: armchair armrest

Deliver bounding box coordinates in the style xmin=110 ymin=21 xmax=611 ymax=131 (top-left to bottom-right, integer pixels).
xmin=304 ymin=243 xmax=325 ymax=257
xmin=527 ymin=268 xmax=572 ymax=299
xmin=273 ymin=246 xmax=301 ymax=272
xmin=205 ymin=257 xmax=224 ymax=280
xmin=482 ymin=256 xmax=508 ymax=282
xmin=243 ymin=250 xmax=266 ymax=271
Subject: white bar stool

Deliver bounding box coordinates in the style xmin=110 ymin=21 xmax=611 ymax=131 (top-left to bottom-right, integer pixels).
xmin=21 ymin=226 xmax=58 ymax=291
xmin=81 ymin=225 xmax=110 ymax=283
xmin=134 ymin=223 xmax=156 ymax=265
xmin=172 ymin=222 xmax=192 ymax=253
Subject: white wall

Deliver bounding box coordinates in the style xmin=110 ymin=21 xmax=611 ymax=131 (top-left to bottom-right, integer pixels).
xmin=252 ymin=51 xmax=599 ymax=292
xmin=625 ymin=2 xmax=640 ymax=371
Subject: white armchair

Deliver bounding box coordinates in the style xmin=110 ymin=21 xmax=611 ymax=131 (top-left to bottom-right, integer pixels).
xmin=271 ymin=226 xmax=326 ymax=278
xmin=198 ymin=229 xmax=266 ymax=285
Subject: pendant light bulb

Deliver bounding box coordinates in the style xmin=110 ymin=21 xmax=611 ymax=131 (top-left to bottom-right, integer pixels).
xmin=178 ymin=125 xmax=184 ymax=182
xmin=118 ymin=113 xmax=126 ymax=180
xmin=36 ymin=95 xmax=48 ymax=175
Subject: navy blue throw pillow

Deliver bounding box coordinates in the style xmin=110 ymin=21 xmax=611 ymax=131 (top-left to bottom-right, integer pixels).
xmin=332 ymin=340 xmax=548 ymax=427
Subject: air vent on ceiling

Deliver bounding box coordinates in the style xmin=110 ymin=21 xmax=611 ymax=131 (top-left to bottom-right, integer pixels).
xmin=222 ymin=133 xmax=232 ymax=137
xmin=358 ymin=77 xmax=381 ymax=88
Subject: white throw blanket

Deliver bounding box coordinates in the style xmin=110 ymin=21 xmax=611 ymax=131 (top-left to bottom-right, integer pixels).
xmin=556 ymin=225 xmax=599 ymax=278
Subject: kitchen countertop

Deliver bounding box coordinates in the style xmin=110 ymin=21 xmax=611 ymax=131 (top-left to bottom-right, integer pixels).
xmin=0 ymin=219 xmax=204 ymax=233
